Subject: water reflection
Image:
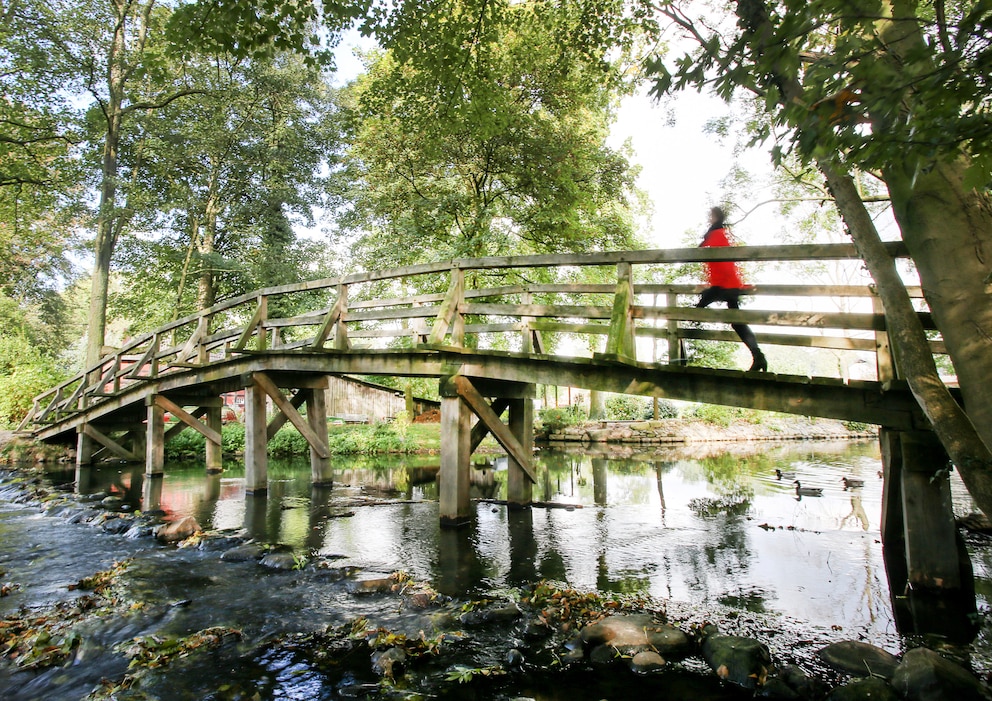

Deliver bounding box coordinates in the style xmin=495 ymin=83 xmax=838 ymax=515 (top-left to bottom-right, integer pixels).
xmin=69 ymin=440 xmax=987 ymax=646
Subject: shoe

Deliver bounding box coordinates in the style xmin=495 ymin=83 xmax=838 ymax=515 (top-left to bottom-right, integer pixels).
xmin=748 ymin=353 xmax=767 ymax=372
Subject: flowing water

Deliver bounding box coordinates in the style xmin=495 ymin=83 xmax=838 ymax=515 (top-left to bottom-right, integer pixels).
xmin=1 ymin=439 xmax=990 ymax=699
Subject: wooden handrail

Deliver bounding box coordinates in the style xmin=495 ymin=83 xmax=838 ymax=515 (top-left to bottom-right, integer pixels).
xmin=21 ymin=243 xmax=930 ymax=429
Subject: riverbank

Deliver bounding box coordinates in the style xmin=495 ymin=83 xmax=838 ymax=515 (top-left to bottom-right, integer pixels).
xmin=1 ymin=461 xmax=989 ymax=701
xmin=541 ymin=416 xmax=876 ymax=446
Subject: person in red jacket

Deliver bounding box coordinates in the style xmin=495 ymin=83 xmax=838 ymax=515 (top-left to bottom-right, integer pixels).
xmin=696 ymin=207 xmax=767 ymax=372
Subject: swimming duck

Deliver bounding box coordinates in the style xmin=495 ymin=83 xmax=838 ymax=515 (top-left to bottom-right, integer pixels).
xmin=775 ymin=469 xmax=797 ymax=480
xmin=841 ymin=477 xmax=865 ymax=489
xmin=793 ymin=480 xmax=823 ymax=497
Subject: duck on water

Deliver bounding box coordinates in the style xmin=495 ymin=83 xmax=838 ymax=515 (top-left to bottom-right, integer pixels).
xmin=793 ymin=481 xmax=823 ymax=497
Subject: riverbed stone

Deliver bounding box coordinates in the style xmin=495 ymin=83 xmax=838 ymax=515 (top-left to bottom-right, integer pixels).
xmin=701 ymin=632 xmax=772 ymax=690
xmin=124 ymin=524 xmax=153 ymax=539
xmin=891 ymin=647 xmax=992 ymax=701
xmin=826 ymin=677 xmax=900 ymax=701
xmin=371 ymin=647 xmax=406 ymax=678
xmin=156 ymin=515 xmax=201 ymax=542
xmin=579 ymin=614 xmax=689 ymax=657
xmin=259 ymin=552 xmax=299 ymax=571
xmin=817 ymin=641 xmax=900 ymax=678
xmin=220 ymin=543 xmax=265 ymax=562
xmin=759 ymin=677 xmax=803 ymax=700
xmin=349 ymin=576 xmax=396 ymax=595
xmin=629 ymin=650 xmax=666 ymax=674
xmin=586 ymin=429 xmax=611 ymax=442
xmin=483 ymin=604 xmax=521 ymax=623
xmin=101 ymin=517 xmax=133 ymax=534
xmin=101 ymin=495 xmax=123 ymax=509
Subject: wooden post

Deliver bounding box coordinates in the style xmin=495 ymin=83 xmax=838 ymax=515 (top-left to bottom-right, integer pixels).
xmin=899 ymin=431 xmax=960 ymax=590
xmin=507 ymin=397 xmax=533 ymax=507
xmin=439 ymin=389 xmax=472 ymax=527
xmin=205 ymin=404 xmax=223 ymax=473
xmin=873 ymin=294 xmax=896 ymax=383
xmin=306 ymin=383 xmax=332 ymax=486
xmin=334 ymin=283 xmax=350 ymax=350
xmin=244 ymin=379 xmax=268 ymax=494
xmin=450 ymin=269 xmax=465 ymax=347
xmin=879 ymin=427 xmax=904 ymax=546
xmin=142 ymin=471 xmax=163 ymax=512
xmin=145 ymin=397 xmax=165 ymax=476
xmin=666 ymin=291 xmax=684 ymax=366
xmin=76 ymin=428 xmax=94 ymax=467
xmin=605 ymin=261 xmax=636 ymax=360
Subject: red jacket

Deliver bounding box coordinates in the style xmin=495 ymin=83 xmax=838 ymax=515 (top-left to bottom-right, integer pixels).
xmin=700 ymin=226 xmax=745 ymax=289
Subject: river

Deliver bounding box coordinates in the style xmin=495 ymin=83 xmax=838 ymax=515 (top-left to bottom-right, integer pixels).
xmin=1 ymin=439 xmax=989 ymax=699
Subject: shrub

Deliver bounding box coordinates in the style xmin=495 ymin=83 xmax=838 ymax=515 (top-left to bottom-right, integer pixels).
xmin=642 ymin=399 xmax=679 ymax=420
xmin=605 ymin=395 xmax=648 ymax=421
xmin=538 ymin=404 xmax=587 ymax=432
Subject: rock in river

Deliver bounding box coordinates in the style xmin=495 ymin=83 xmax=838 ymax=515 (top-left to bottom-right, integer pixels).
xmin=817 ymin=640 xmax=900 ymax=679
xmin=155 ymin=515 xmax=201 ymax=542
xmin=825 ymin=677 xmax=900 ymax=701
xmin=700 ymin=628 xmax=771 ymax=690
xmin=629 ymin=650 xmax=666 ymax=675
xmin=220 ymin=543 xmax=266 ymax=562
xmin=891 ymin=647 xmax=992 ymax=701
xmin=371 ymin=647 xmax=406 ymax=678
xmin=579 ymin=613 xmax=689 ymax=657
xmin=259 ymin=552 xmax=299 ymax=571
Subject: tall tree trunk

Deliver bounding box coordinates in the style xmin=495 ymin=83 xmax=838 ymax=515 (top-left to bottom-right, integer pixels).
xmin=821 ymin=163 xmax=992 ymax=514
xmin=85 ymin=12 xmax=126 ymax=368
xmin=197 ymin=194 xmax=220 ymax=310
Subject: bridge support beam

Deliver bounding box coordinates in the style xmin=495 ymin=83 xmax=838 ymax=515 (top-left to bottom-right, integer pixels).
xmin=76 ymin=429 xmax=94 ymax=468
xmin=146 ymin=398 xmax=166 ymax=476
xmin=881 ymin=428 xmax=966 ymax=591
xmin=244 ymin=379 xmax=268 ymax=494
xmin=439 ymin=376 xmax=535 ymax=526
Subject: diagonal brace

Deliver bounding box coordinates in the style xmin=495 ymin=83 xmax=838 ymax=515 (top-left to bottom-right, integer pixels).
xmin=154 ymin=396 xmax=221 ymax=446
xmin=252 ymin=372 xmax=330 ymax=459
xmin=453 ymin=376 xmax=535 ymax=483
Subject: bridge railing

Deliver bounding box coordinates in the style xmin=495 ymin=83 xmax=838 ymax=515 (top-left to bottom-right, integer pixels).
xmin=20 ymin=242 xmax=942 ymax=431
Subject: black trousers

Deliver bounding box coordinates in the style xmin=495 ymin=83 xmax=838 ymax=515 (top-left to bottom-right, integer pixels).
xmin=695 ymin=287 xmax=762 ymax=358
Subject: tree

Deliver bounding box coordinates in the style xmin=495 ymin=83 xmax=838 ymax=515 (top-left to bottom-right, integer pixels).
xmin=338 ymin=0 xmax=646 ymax=272
xmin=110 ymin=52 xmax=341 ymax=331
xmin=648 ymin=0 xmax=992 ymax=513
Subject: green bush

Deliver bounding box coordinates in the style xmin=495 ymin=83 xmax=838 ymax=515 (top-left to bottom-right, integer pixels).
xmin=642 ymin=399 xmax=679 ymax=420
xmin=165 ymin=422 xmax=246 ymax=460
xmin=0 ymin=336 xmax=67 ymax=428
xmin=605 ymin=395 xmax=648 ymax=421
xmin=689 ymin=404 xmax=740 ymax=428
xmin=538 ymin=404 xmax=587 ymax=432
xmin=843 ymin=420 xmax=872 ymax=433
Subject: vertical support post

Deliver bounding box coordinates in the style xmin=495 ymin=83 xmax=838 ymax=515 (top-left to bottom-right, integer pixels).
xmin=257 ymin=296 xmax=269 ymax=351
xmin=873 ymin=294 xmax=896 ymax=383
xmin=306 ymin=382 xmax=332 ymax=486
xmin=244 ymin=379 xmax=268 ymax=494
xmin=205 ymin=404 xmax=223 ymax=473
xmin=605 ymin=261 xmax=636 ymax=360
xmin=450 ymin=269 xmax=465 ymax=347
xmin=440 ymin=389 xmax=472 ymax=527
xmin=76 ymin=428 xmax=94 ymax=467
xmin=506 ymin=397 xmax=533 ymax=507
xmin=900 ymin=431 xmax=960 ymax=590
xmin=521 ymin=292 xmax=534 ymax=354
xmin=145 ymin=397 xmax=165 ymax=476
xmin=666 ymin=291 xmax=684 ymax=366
xmin=334 ymin=283 xmax=350 ymax=350
xmin=879 ymin=427 xmax=904 ymax=545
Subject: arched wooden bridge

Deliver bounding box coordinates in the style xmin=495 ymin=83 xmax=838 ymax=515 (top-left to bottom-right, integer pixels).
xmin=22 ymin=243 xmax=963 ymax=591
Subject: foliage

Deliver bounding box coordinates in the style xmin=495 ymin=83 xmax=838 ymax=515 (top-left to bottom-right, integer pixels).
xmin=688 ymin=404 xmax=761 ymax=428
xmin=0 ymin=560 xmax=131 ymax=670
xmin=0 ymin=319 xmax=68 ymax=428
xmin=165 ymin=423 xmax=246 ymax=460
xmin=604 ymin=394 xmax=648 ymax=421
xmin=646 ymin=398 xmax=680 ymax=420
xmin=116 ymin=626 xmax=242 ymax=670
xmin=337 ymin=0 xmax=646 ymax=279
xmin=537 ymin=404 xmax=588 ymax=433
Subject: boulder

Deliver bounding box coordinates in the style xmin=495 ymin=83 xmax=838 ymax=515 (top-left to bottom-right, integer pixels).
xmin=891 ymin=647 xmax=992 ymax=701
xmin=101 ymin=495 xmax=124 ymax=509
xmin=155 ymin=515 xmax=201 ymax=542
xmin=701 ymin=632 xmax=771 ymax=690
xmin=349 ymin=576 xmax=396 ymax=595
xmin=483 ymin=605 xmax=521 ymax=623
xmin=759 ymin=677 xmax=803 ymax=700
xmin=826 ymin=677 xmax=901 ymax=701
xmin=220 ymin=543 xmax=266 ymax=562
xmin=101 ymin=517 xmax=133 ymax=535
xmin=586 ymin=429 xmax=612 ymax=442
xmin=817 ymin=641 xmax=900 ymax=679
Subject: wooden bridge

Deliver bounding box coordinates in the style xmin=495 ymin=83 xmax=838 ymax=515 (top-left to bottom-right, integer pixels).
xmin=21 ymin=243 xmax=965 ymax=591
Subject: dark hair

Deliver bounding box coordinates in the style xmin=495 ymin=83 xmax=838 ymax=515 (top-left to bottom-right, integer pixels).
xmin=709 ymin=206 xmax=725 ymax=226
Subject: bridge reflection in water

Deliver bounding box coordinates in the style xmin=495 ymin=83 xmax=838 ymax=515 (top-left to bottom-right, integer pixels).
xmin=71 ymin=441 xmax=980 ymax=646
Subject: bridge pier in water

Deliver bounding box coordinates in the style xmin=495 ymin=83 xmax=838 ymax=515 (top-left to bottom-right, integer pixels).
xmin=439 ymin=376 xmax=536 ymax=527
xmin=879 ymin=427 xmax=975 ymax=637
